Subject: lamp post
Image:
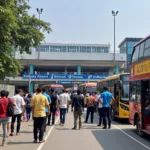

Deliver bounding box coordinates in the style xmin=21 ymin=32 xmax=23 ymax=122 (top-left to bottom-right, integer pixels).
xmin=36 ymin=8 xmax=43 ymax=59
xmin=112 ymin=10 xmax=119 ymax=62
xmin=36 ymin=8 xmax=43 ymax=20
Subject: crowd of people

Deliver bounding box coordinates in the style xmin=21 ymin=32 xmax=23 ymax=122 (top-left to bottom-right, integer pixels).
xmin=0 ymin=86 xmax=114 ymax=146
xmin=71 ymin=87 xmax=114 ymax=129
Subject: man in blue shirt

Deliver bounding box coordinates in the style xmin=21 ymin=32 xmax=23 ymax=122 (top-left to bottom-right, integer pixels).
xmin=100 ymin=87 xmax=114 ymax=129
xmin=42 ymin=88 xmax=51 ymax=132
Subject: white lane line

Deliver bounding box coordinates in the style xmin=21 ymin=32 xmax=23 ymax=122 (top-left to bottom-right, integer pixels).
xmin=94 ymin=114 xmax=150 ymax=150
xmin=112 ymin=124 xmax=150 ymax=150
xmin=37 ymin=117 xmax=59 ymax=150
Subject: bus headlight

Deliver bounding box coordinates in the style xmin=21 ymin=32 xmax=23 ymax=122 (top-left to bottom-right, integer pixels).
xmin=120 ymin=104 xmax=129 ymax=111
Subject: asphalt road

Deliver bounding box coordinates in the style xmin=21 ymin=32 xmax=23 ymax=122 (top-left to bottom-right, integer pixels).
xmin=1 ymin=111 xmax=150 ymax=150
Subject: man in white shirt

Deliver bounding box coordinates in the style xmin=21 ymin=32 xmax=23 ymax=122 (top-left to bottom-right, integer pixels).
xmin=32 ymin=89 xmax=37 ymax=97
xmin=59 ymin=90 xmax=69 ymax=125
xmin=10 ymin=89 xmax=25 ymax=136
xmin=65 ymin=90 xmax=70 ymax=113
xmin=95 ymin=92 xmax=103 ymax=127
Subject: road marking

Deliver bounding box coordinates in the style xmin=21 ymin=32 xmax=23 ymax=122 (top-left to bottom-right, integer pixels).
xmin=112 ymin=124 xmax=150 ymax=150
xmin=37 ymin=117 xmax=59 ymax=150
xmin=94 ymin=114 xmax=150 ymax=150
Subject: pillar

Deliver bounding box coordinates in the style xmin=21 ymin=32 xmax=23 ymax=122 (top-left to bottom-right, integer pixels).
xmin=115 ymin=65 xmax=119 ymax=74
xmin=77 ymin=64 xmax=81 ymax=75
xmin=29 ymin=64 xmax=34 ymax=93
xmin=109 ymin=68 xmax=114 ymax=76
xmin=29 ymin=82 xmax=34 ymax=93
xmin=29 ymin=64 xmax=34 ymax=74
xmin=65 ymin=66 xmax=68 ymax=74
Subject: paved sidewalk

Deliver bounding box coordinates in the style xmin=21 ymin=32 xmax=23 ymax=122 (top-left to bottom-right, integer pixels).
xmin=0 ymin=119 xmax=57 ymax=150
xmin=1 ymin=112 xmax=150 ymax=150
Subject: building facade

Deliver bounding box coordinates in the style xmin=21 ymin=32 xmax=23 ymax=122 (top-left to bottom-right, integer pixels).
xmin=7 ymin=43 xmax=127 ymax=92
xmin=119 ymin=38 xmax=142 ymax=72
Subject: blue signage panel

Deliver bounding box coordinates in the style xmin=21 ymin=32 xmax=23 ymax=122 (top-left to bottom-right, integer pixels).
xmin=23 ymin=74 xmax=51 ymax=79
xmin=57 ymin=81 xmax=72 ymax=85
xmin=57 ymin=81 xmax=87 ymax=85
xmin=91 ymin=75 xmax=108 ymax=79
xmin=52 ymin=74 xmax=67 ymax=79
xmin=23 ymin=74 xmax=108 ymax=80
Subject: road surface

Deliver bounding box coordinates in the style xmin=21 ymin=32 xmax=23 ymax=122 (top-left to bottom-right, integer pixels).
xmin=1 ymin=111 xmax=150 ymax=150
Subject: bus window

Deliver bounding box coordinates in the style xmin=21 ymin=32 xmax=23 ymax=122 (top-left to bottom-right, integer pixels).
xmin=139 ymin=42 xmax=145 ymax=60
xmin=144 ymin=38 xmax=150 ymax=57
xmin=142 ymin=80 xmax=150 ymax=109
xmin=121 ymin=82 xmax=129 ymax=102
xmin=132 ymin=46 xmax=140 ymax=63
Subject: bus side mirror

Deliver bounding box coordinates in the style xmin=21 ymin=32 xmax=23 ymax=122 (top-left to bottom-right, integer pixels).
xmin=117 ymin=80 xmax=122 ymax=89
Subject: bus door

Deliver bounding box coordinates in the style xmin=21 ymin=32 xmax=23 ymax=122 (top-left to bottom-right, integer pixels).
xmin=113 ymin=83 xmax=119 ymax=116
xmin=142 ymin=80 xmax=150 ymax=131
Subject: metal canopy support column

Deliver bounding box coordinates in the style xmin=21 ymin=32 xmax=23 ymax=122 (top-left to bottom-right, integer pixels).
xmin=29 ymin=64 xmax=34 ymax=93
xmin=77 ymin=64 xmax=81 ymax=75
xmin=115 ymin=65 xmax=119 ymax=74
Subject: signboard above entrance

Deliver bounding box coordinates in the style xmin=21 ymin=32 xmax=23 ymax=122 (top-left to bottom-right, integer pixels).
xmin=23 ymin=74 xmax=108 ymax=80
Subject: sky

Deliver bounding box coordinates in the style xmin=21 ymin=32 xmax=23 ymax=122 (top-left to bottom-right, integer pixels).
xmin=29 ymin=0 xmax=150 ymax=51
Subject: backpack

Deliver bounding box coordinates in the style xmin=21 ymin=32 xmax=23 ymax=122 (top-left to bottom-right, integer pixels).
xmin=7 ymin=98 xmax=14 ymax=117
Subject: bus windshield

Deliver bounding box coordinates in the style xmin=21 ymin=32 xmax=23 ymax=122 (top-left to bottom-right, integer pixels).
xmin=121 ymin=82 xmax=129 ymax=102
xmin=86 ymin=86 xmax=97 ymax=93
xmin=54 ymin=88 xmax=63 ymax=94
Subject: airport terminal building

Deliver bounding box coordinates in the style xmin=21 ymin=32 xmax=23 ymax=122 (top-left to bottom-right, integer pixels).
xmin=7 ymin=43 xmax=127 ymax=92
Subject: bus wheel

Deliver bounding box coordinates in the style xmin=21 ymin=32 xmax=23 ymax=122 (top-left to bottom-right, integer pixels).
xmin=136 ymin=117 xmax=144 ymax=137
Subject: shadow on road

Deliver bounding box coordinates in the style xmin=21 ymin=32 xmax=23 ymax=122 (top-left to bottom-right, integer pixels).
xmin=20 ymin=131 xmax=33 ymax=134
xmin=112 ymin=119 xmax=130 ymax=125
xmin=55 ymin=127 xmax=73 ymax=131
xmin=91 ymin=129 xmax=150 ymax=150
xmin=7 ymin=141 xmax=34 ymax=145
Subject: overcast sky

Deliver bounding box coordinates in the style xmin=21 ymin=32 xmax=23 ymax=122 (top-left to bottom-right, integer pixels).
xmin=29 ymin=0 xmax=150 ymax=50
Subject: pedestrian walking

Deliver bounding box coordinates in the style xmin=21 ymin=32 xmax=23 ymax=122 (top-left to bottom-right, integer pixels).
xmin=33 ymin=89 xmax=37 ymax=96
xmin=25 ymin=94 xmax=32 ymax=121
xmin=96 ymin=92 xmax=103 ymax=127
xmin=65 ymin=90 xmax=70 ymax=113
xmin=0 ymin=90 xmax=15 ymax=146
xmin=5 ymin=91 xmax=13 ymax=136
xmin=100 ymin=87 xmax=115 ymax=129
xmin=47 ymin=89 xmax=58 ymax=126
xmin=72 ymin=90 xmax=84 ymax=130
xmin=31 ymin=87 xmax=50 ymax=143
xmin=42 ymin=88 xmax=51 ymax=132
xmin=84 ymin=93 xmax=96 ymax=124
xmin=10 ymin=89 xmax=25 ymax=136
xmin=59 ymin=90 xmax=70 ymax=126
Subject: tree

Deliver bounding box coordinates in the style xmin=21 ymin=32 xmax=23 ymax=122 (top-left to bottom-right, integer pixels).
xmin=0 ymin=0 xmax=51 ymax=79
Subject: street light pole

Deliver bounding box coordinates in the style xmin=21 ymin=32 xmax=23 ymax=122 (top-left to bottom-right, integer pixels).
xmin=36 ymin=8 xmax=43 ymax=20
xmin=112 ymin=10 xmax=119 ymax=62
xmin=36 ymin=8 xmax=43 ymax=60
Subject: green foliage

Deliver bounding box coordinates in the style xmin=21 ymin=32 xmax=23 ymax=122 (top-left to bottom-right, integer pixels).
xmin=0 ymin=0 xmax=51 ymax=79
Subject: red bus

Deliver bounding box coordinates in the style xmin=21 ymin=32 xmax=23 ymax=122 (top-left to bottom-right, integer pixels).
xmin=79 ymin=82 xmax=97 ymax=97
xmin=42 ymin=84 xmax=64 ymax=94
xmin=129 ymin=35 xmax=150 ymax=136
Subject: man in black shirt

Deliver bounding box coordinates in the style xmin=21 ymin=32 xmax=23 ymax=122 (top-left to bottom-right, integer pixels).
xmin=47 ymin=89 xmax=58 ymax=126
xmin=71 ymin=90 xmax=84 ymax=130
